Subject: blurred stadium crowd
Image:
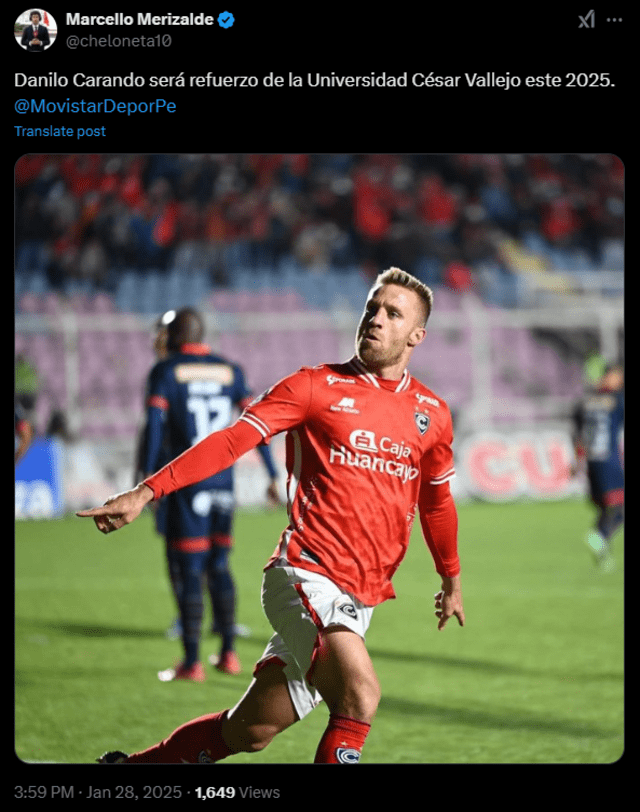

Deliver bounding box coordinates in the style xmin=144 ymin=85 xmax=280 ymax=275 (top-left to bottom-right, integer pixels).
xmin=15 ymin=153 xmax=624 ymax=448
xmin=15 ymin=153 xmax=624 ymax=305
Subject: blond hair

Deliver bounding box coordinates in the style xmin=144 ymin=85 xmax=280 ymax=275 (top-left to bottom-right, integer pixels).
xmin=374 ymin=267 xmax=433 ymax=326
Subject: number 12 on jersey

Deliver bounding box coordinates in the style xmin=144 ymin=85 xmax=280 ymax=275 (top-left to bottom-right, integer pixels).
xmin=187 ymin=393 xmax=232 ymax=444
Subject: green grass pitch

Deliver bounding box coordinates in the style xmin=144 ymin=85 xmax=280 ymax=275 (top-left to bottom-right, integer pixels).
xmin=15 ymin=499 xmax=623 ymax=766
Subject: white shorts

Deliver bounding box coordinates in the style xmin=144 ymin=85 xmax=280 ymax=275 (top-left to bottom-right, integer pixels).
xmin=256 ymin=563 xmax=375 ymax=720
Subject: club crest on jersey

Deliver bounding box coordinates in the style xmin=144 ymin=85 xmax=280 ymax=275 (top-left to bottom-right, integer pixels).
xmin=414 ymin=412 xmax=430 ymax=435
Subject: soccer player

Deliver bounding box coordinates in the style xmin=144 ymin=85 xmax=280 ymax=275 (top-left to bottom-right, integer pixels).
xmin=138 ymin=307 xmax=280 ymax=680
xmin=136 ymin=310 xmax=257 ymax=655
xmin=78 ymin=268 xmax=465 ymax=764
xmin=572 ymin=363 xmax=624 ymax=571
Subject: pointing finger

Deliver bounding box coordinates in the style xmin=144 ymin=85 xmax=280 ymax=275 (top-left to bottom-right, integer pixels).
xmin=76 ymin=506 xmax=114 ymax=517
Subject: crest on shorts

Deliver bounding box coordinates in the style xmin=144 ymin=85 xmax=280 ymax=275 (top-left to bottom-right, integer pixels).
xmin=414 ymin=412 xmax=430 ymax=435
xmin=339 ymin=603 xmax=358 ymax=619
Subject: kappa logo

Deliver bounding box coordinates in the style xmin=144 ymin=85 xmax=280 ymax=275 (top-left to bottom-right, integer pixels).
xmin=414 ymin=412 xmax=431 ymax=435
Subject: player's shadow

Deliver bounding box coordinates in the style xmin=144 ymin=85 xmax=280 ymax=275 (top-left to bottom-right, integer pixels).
xmin=369 ymin=647 xmax=522 ymax=673
xmin=377 ymin=694 xmax=616 ymax=740
xmin=17 ymin=617 xmax=274 ymax=650
xmin=368 ymin=646 xmax=622 ymax=683
xmin=18 ymin=618 xmax=163 ymax=639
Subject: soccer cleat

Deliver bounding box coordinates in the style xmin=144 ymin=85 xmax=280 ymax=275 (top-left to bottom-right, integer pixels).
xmin=209 ymin=651 xmax=242 ymax=675
xmin=158 ymin=661 xmax=206 ymax=682
xmin=97 ymin=750 xmax=128 ymax=763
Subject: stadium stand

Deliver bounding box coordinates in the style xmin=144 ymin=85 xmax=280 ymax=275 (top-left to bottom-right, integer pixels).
xmin=15 ymin=154 xmax=623 ymax=439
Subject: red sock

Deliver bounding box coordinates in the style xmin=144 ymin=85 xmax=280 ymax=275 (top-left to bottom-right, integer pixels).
xmin=125 ymin=710 xmax=234 ymax=763
xmin=314 ymin=714 xmax=371 ymax=763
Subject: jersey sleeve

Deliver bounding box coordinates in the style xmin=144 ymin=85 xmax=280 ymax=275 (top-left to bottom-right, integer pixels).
xmin=236 ymin=368 xmax=314 ymax=480
xmin=420 ymin=405 xmax=456 ymax=486
xmin=418 ymin=407 xmax=460 ymax=577
xmin=232 ymin=364 xmax=280 ymax=478
xmin=237 ymin=368 xmax=313 ymax=443
xmin=418 ymin=479 xmax=460 ymax=577
xmin=143 ymin=419 xmax=263 ymax=499
xmin=143 ymin=369 xmax=312 ymax=500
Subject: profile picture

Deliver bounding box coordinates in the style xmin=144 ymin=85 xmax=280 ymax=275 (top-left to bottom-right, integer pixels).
xmin=15 ymin=9 xmax=56 ymax=51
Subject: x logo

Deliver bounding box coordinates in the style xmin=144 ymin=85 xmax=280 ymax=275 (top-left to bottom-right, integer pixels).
xmin=578 ymin=9 xmax=595 ymax=27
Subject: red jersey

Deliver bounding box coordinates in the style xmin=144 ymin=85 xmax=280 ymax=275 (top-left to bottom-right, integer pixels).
xmin=145 ymin=357 xmax=459 ymax=606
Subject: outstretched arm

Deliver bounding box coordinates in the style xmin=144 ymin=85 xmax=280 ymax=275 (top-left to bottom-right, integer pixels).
xmin=78 ymin=368 xmax=313 ymax=535
xmin=77 ymin=419 xmax=262 ymax=533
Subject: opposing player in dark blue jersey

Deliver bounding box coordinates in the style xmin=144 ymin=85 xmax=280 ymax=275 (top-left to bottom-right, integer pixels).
xmin=136 ymin=311 xmax=257 ymax=658
xmin=573 ymin=363 xmax=624 ymax=571
xmin=140 ymin=308 xmax=280 ymax=680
